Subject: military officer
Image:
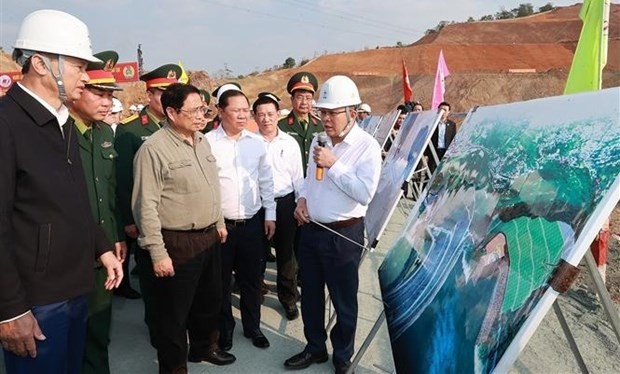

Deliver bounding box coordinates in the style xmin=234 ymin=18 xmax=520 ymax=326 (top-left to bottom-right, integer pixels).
xmin=114 ymin=63 xmax=182 ymax=347
xmin=67 ymin=50 xmax=125 ymax=374
xmin=277 ymin=72 xmax=323 ymax=175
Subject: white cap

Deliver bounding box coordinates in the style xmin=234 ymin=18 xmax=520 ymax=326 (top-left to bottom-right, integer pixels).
xmin=14 ymin=9 xmax=99 ymax=63
xmin=215 ymin=83 xmax=242 ymax=104
xmin=136 ymin=104 xmax=145 ymax=110
xmin=279 ymin=108 xmax=291 ymax=117
xmin=129 ymin=104 xmax=137 ymax=112
xmin=358 ymin=103 xmax=371 ymax=113
xmin=111 ymin=98 xmax=123 ymax=113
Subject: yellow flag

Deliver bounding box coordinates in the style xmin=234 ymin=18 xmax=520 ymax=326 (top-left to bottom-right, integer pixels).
xmin=564 ymin=0 xmax=610 ymax=94
xmin=178 ymin=60 xmax=190 ymax=84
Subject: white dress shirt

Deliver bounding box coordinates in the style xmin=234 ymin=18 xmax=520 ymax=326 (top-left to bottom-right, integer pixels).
xmin=206 ymin=126 xmax=276 ymax=221
xmin=260 ymin=130 xmax=304 ymax=199
xmin=437 ymin=121 xmax=447 ymax=149
xmin=299 ymin=124 xmax=382 ymax=223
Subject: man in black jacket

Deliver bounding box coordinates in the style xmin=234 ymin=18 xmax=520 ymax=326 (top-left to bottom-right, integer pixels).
xmin=0 ymin=10 xmax=122 ymax=374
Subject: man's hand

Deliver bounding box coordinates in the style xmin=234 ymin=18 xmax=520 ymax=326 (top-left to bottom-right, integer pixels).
xmin=313 ymin=146 xmax=337 ymax=168
xmin=99 ymin=251 xmax=123 ymax=290
xmin=124 ymin=224 xmax=139 ymax=239
xmin=217 ymin=227 xmax=228 ymax=244
xmin=153 ymin=257 xmax=175 ymax=277
xmin=294 ymin=198 xmax=310 ymax=226
xmin=264 ymin=220 xmax=276 ymax=240
xmin=0 ymin=312 xmax=45 ymax=358
xmin=114 ymin=241 xmax=127 ymax=263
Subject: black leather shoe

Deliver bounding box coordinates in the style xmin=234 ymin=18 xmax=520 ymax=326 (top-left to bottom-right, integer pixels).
xmin=113 ymin=287 xmax=141 ymax=299
xmin=283 ymin=303 xmax=299 ymax=320
xmin=218 ymin=331 xmax=233 ymax=351
xmin=188 ymin=348 xmax=236 ymax=366
xmin=284 ymin=351 xmax=328 ymax=370
xmin=243 ymin=329 xmax=270 ymax=348
xmin=334 ymin=360 xmax=353 ymax=374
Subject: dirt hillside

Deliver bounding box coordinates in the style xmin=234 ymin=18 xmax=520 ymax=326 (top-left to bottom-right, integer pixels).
xmin=2 ymin=4 xmax=619 ymax=114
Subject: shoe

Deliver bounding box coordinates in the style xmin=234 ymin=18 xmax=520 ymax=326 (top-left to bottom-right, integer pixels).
xmin=334 ymin=360 xmax=353 ymax=374
xmin=188 ymin=348 xmax=236 ymax=366
xmin=284 ymin=351 xmax=328 ymax=370
xmin=218 ymin=331 xmax=233 ymax=351
xmin=243 ymin=329 xmax=270 ymax=348
xmin=283 ymin=303 xmax=299 ymax=321
xmin=113 ymin=287 xmax=141 ymax=299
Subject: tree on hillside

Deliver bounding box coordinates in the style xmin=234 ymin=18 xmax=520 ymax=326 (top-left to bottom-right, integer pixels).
xmin=283 ymin=57 xmax=296 ymax=69
xmin=480 ymin=14 xmax=495 ymax=21
xmin=512 ymin=3 xmax=534 ymax=17
xmin=495 ymin=8 xmax=515 ymax=19
xmin=467 ymin=17 xmax=475 ymax=22
xmin=539 ymin=3 xmax=554 ymax=12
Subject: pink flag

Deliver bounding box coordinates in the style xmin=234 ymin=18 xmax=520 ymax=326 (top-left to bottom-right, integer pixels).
xmin=431 ymin=49 xmax=450 ymax=109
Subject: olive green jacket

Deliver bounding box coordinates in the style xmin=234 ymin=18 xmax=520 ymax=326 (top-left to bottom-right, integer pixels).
xmin=277 ymin=111 xmax=323 ymax=175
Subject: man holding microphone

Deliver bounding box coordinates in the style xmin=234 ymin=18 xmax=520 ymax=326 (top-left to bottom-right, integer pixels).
xmin=284 ymin=76 xmax=382 ymax=374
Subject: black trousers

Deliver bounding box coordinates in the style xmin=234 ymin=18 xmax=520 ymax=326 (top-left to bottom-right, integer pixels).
xmin=220 ymin=213 xmax=265 ymax=335
xmin=272 ymin=192 xmax=300 ymax=306
xmin=154 ymin=227 xmax=222 ymax=374
xmin=135 ymin=245 xmax=159 ymax=348
xmin=298 ymin=219 xmax=364 ymax=364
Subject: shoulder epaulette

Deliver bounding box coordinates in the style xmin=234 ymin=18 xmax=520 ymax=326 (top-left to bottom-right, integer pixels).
xmin=121 ymin=113 xmax=138 ymax=125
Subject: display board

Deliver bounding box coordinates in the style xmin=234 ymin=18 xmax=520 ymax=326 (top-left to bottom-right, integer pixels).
xmin=378 ymin=88 xmax=620 ymax=373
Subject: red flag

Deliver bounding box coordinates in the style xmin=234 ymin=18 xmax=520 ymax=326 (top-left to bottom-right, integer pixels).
xmin=402 ymin=58 xmax=413 ymax=102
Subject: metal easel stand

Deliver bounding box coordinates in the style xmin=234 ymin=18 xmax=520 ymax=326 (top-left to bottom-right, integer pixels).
xmin=552 ymin=301 xmax=589 ymax=373
xmin=584 ymin=250 xmax=620 ymax=344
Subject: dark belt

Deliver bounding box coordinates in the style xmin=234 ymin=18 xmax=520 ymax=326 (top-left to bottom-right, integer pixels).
xmin=275 ymin=191 xmax=295 ymax=201
xmin=225 ymin=218 xmax=249 ymax=227
xmin=162 ymin=223 xmax=216 ymax=234
xmin=315 ymin=217 xmax=363 ymax=231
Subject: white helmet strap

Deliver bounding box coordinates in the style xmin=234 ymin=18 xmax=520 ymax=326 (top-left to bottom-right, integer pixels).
xmin=40 ymin=54 xmax=67 ymax=103
xmin=337 ymin=107 xmax=355 ymax=138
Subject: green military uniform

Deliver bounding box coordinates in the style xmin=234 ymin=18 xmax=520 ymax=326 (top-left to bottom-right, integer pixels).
xmin=114 ymin=63 xmax=182 ymax=349
xmin=277 ymin=72 xmax=323 ymax=174
xmin=75 ymin=50 xmax=124 ymax=374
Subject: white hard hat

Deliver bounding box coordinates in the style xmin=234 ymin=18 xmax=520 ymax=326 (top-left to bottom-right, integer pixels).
xmin=13 ymin=9 xmax=99 ymax=62
xmin=358 ymin=103 xmax=371 ymax=113
xmin=279 ymin=109 xmax=291 ymax=117
xmin=111 ymin=98 xmax=123 ymax=113
xmin=314 ymin=75 xmax=361 ymax=110
xmin=136 ymin=104 xmax=145 ymax=110
xmin=129 ymin=104 xmax=137 ymax=111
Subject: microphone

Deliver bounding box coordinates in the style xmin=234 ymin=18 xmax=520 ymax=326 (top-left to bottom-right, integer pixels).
xmin=315 ymin=132 xmax=328 ymax=181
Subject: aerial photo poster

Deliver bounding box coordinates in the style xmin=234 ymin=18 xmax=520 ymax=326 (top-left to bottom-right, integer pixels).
xmin=378 ymin=88 xmax=620 ymax=373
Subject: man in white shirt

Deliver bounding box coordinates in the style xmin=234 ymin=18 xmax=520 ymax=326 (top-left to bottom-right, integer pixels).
xmin=205 ymin=87 xmax=277 ymax=352
xmin=254 ymin=92 xmax=304 ymax=321
xmin=284 ymin=76 xmax=382 ymax=374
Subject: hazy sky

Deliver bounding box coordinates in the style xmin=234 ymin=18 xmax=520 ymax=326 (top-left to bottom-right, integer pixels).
xmin=1 ymin=0 xmax=583 ymax=75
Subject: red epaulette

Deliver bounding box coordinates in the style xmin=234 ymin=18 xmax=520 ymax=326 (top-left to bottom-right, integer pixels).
xmin=214 ymin=120 xmax=220 ymax=129
xmin=288 ymin=115 xmax=294 ymax=126
xmin=141 ymin=114 xmax=149 ymax=125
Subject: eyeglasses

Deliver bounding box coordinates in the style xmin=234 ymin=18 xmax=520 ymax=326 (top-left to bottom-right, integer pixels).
xmin=319 ymin=109 xmax=347 ymax=118
xmin=293 ymin=95 xmax=313 ymax=103
xmin=178 ymin=106 xmax=206 ymax=117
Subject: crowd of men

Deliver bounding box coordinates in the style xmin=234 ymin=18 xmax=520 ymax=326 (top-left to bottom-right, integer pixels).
xmin=0 ymin=9 xmax=456 ymax=374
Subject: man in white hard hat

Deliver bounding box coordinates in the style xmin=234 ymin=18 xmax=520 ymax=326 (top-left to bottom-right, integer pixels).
xmin=104 ymin=97 xmax=123 ymax=134
xmin=357 ymin=103 xmax=371 ymax=122
xmin=0 ymin=9 xmax=123 ymax=373
xmin=285 ymin=75 xmax=382 ymax=374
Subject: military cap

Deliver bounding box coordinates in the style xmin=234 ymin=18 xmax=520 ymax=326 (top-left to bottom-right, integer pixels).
xmin=212 ymin=82 xmax=242 ymax=105
xmin=286 ymin=72 xmax=318 ymax=95
xmin=198 ymin=89 xmax=211 ymax=105
xmin=86 ymin=50 xmax=122 ymax=91
xmin=140 ymin=63 xmax=183 ymax=90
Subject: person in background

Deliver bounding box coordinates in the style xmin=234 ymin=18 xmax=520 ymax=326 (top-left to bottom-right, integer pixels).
xmin=132 ymin=83 xmax=235 ymax=372
xmin=0 ymin=10 xmax=122 ymax=373
xmin=412 ymin=101 xmax=424 ymax=112
xmin=284 ymin=76 xmax=381 ymax=374
xmin=357 ymin=103 xmax=371 ymax=122
xmin=103 ymin=97 xmax=123 ymax=135
xmin=254 ymin=92 xmax=303 ymax=321
xmin=425 ymin=101 xmax=456 ymax=174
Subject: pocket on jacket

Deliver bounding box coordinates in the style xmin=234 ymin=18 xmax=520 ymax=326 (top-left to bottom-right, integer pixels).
xmin=167 ymin=159 xmax=200 ymax=193
xmin=35 ymin=224 xmax=52 ymax=273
